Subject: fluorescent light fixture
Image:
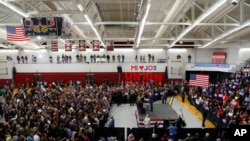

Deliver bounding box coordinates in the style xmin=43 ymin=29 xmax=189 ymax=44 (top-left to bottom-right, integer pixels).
xmin=0 ymin=50 xmax=18 ymax=53
xmin=169 ymin=0 xmax=227 ymax=47
xmin=199 ymin=20 xmax=250 ymax=48
xmin=37 ymin=36 xmax=41 ymax=40
xmin=0 ymin=0 xmax=29 ymax=17
xmin=84 ymin=14 xmax=106 ymax=47
xmin=240 ymin=48 xmax=250 ymax=51
xmin=77 ymin=4 xmax=84 ymax=12
xmin=168 ymin=48 xmax=187 ymax=52
xmin=136 ymin=3 xmax=151 ymax=48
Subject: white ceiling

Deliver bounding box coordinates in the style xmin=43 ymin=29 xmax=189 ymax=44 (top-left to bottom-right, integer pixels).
xmin=0 ymin=0 xmax=250 ymax=50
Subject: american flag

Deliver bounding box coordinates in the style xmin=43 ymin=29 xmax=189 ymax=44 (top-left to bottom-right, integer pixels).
xmin=6 ymin=26 xmax=30 ymax=41
xmin=189 ymin=74 xmax=209 ymax=87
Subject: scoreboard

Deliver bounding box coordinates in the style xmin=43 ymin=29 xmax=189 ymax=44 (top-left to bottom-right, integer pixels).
xmin=22 ymin=17 xmax=63 ymax=36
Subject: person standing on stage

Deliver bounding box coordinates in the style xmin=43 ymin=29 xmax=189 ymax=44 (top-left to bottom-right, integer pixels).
xmin=149 ymin=91 xmax=154 ymax=111
xmin=108 ymin=116 xmax=115 ymax=128
xmin=161 ymin=89 xmax=168 ymax=104
xmin=202 ymin=99 xmax=209 ymax=127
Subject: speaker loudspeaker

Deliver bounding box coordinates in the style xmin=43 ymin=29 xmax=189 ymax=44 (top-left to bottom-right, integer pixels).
xmin=34 ymin=74 xmax=41 ymax=82
xmin=117 ymin=66 xmax=122 ymax=73
xmin=165 ymin=66 xmax=168 ymax=78
xmin=86 ymin=74 xmax=94 ymax=82
xmin=12 ymin=67 xmax=17 ymax=74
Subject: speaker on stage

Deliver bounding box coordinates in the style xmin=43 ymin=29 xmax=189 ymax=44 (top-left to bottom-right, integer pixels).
xmin=117 ymin=66 xmax=122 ymax=73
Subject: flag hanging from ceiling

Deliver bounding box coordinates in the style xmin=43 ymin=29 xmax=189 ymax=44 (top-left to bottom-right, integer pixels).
xmin=65 ymin=40 xmax=72 ymax=51
xmin=189 ymin=74 xmax=209 ymax=87
xmin=51 ymin=40 xmax=58 ymax=52
xmin=79 ymin=40 xmax=86 ymax=51
xmin=106 ymin=40 xmax=114 ymax=51
xmin=92 ymin=40 xmax=100 ymax=51
xmin=6 ymin=26 xmax=30 ymax=41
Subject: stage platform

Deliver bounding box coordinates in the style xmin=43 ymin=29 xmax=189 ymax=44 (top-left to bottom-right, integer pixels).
xmin=135 ymin=103 xmax=178 ymax=128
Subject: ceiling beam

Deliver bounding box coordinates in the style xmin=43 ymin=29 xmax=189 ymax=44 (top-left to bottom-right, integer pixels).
xmin=92 ymin=0 xmax=141 ymax=4
xmin=0 ymin=21 xmax=240 ymax=27
xmin=169 ymin=0 xmax=228 ymax=47
xmin=151 ymin=0 xmax=188 ymax=47
xmin=6 ymin=0 xmax=69 ymax=2
xmin=30 ymin=37 xmax=212 ymax=42
xmin=27 ymin=10 xmax=80 ymax=14
xmin=199 ymin=20 xmax=250 ymax=48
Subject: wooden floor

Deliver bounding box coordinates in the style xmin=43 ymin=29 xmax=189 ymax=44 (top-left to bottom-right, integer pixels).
xmin=174 ymin=94 xmax=215 ymax=128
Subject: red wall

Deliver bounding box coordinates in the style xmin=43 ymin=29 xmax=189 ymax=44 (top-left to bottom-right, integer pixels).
xmin=0 ymin=79 xmax=12 ymax=87
xmin=13 ymin=72 xmax=167 ymax=86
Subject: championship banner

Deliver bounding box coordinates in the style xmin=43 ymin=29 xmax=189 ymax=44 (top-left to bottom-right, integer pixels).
xmin=92 ymin=40 xmax=100 ymax=51
xmin=65 ymin=40 xmax=72 ymax=51
xmin=79 ymin=40 xmax=86 ymax=51
xmin=106 ymin=40 xmax=114 ymax=51
xmin=167 ymin=59 xmax=183 ymax=79
xmin=51 ymin=40 xmax=58 ymax=52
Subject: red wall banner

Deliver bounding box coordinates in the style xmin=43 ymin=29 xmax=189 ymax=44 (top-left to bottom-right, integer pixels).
xmin=92 ymin=40 xmax=100 ymax=51
xmin=51 ymin=40 xmax=58 ymax=52
xmin=65 ymin=40 xmax=72 ymax=51
xmin=79 ymin=40 xmax=86 ymax=51
xmin=106 ymin=40 xmax=114 ymax=51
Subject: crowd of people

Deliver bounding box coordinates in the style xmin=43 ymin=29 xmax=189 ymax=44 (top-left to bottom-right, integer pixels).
xmin=0 ymin=80 xmax=113 ymax=140
xmin=0 ymin=78 xmax=183 ymax=140
xmin=188 ymin=68 xmax=250 ymax=128
xmin=11 ymin=54 xmax=128 ymax=64
xmin=0 ymin=65 xmax=249 ymax=140
xmin=15 ymin=55 xmax=37 ymax=64
xmin=6 ymin=53 xmax=161 ymax=64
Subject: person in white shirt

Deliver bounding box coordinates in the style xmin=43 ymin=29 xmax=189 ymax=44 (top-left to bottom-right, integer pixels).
xmin=33 ymin=128 xmax=40 ymax=141
xmin=143 ymin=114 xmax=151 ymax=128
xmin=33 ymin=133 xmax=40 ymax=141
